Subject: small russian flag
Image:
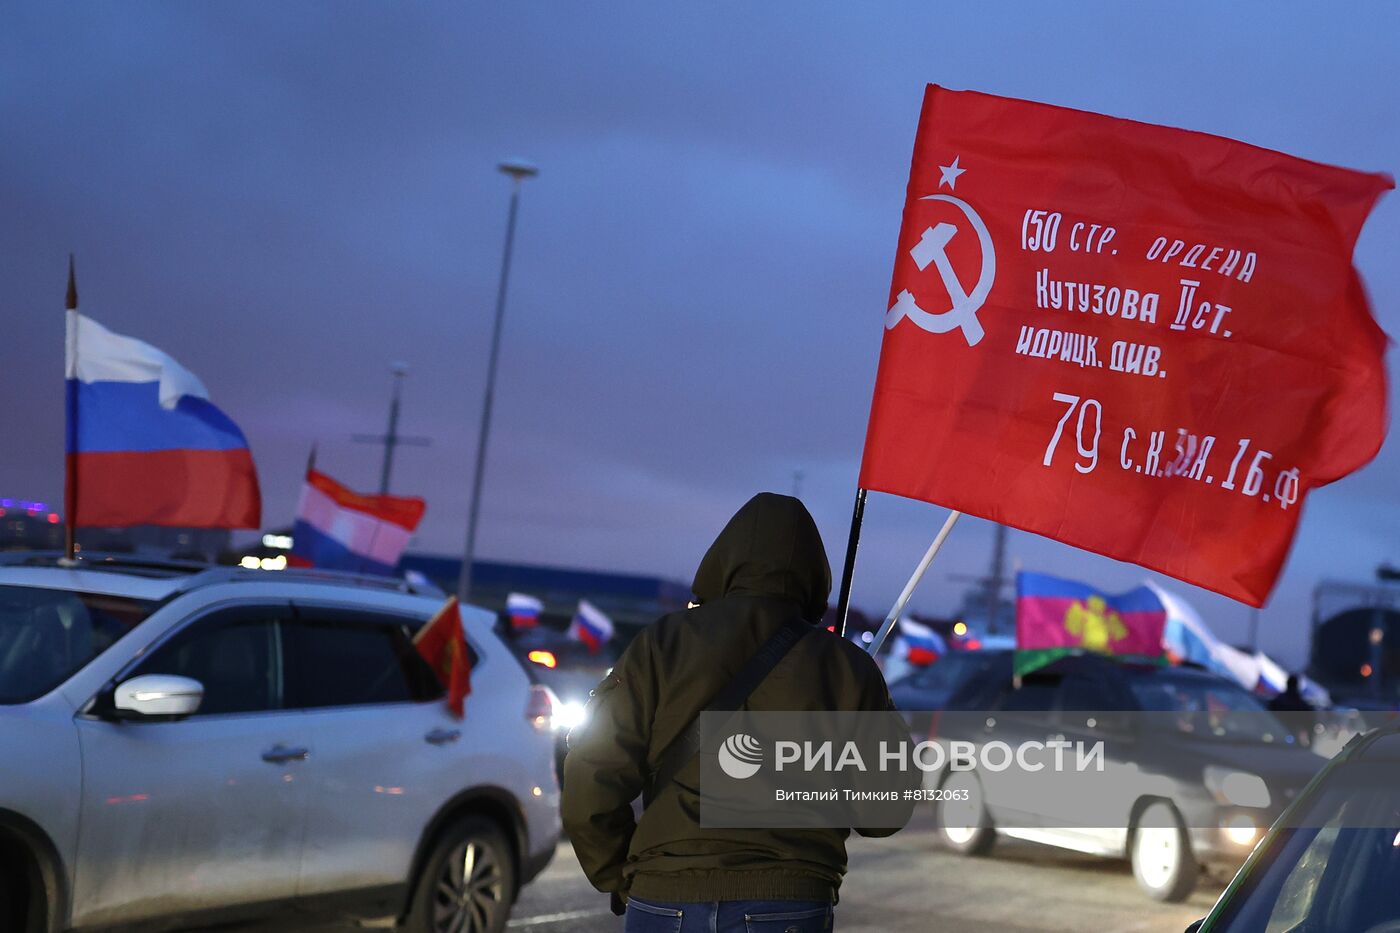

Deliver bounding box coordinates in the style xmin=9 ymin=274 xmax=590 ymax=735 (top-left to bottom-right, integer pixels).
xmin=506 ymin=592 xmax=543 ymax=630
xmin=898 ymin=618 xmax=946 ymax=666
xmin=570 ymin=599 xmax=614 ymax=654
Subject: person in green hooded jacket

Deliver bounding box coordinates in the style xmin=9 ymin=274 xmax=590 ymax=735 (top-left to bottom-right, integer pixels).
xmin=562 ymin=493 xmax=907 ymax=932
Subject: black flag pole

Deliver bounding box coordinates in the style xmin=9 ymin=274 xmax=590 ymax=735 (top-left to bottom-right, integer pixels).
xmin=62 ymin=255 xmax=79 ymax=564
xmin=833 ymin=487 xmax=868 ymax=637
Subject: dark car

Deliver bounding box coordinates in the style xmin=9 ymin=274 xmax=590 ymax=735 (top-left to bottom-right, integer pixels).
xmin=505 ymin=626 xmax=621 ymax=769
xmin=890 ymin=649 xmax=1012 ymax=735
xmin=1187 ymin=723 xmax=1400 ymax=932
xmin=925 ymin=652 xmax=1325 ymax=903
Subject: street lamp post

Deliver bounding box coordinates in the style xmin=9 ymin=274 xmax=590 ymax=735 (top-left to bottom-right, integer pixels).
xmin=459 ymin=159 xmax=537 ymax=603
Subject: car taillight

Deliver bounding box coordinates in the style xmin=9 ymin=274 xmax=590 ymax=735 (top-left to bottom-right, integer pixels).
xmin=526 ymin=684 xmax=557 ymax=731
xmin=527 ymin=649 xmax=558 ymax=669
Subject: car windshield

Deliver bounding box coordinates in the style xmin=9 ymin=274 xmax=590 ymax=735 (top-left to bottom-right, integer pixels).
xmin=1129 ymin=672 xmax=1291 ymax=743
xmin=1213 ymin=765 xmax=1400 ymax=931
xmin=0 ymin=585 xmax=156 ymax=703
xmin=900 ymin=651 xmax=1005 ymax=694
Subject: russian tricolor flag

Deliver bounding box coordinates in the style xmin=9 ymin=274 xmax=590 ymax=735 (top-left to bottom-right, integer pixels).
xmin=288 ymin=467 xmax=425 ymax=576
xmin=507 ymin=592 xmax=543 ymax=630
xmin=898 ymin=618 xmax=947 ymax=666
xmin=64 ymin=267 xmax=260 ymax=529
xmin=570 ymin=599 xmax=614 ymax=654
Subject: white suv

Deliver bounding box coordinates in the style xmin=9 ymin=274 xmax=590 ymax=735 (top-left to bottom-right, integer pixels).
xmin=0 ymin=554 xmax=560 ymax=933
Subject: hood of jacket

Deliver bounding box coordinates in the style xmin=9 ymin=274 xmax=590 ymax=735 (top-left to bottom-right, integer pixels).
xmin=691 ymin=493 xmax=831 ymax=621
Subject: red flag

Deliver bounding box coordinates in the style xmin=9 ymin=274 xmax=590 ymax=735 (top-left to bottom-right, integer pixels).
xmin=414 ymin=596 xmax=472 ymax=718
xmin=861 ymin=86 xmax=1391 ymax=607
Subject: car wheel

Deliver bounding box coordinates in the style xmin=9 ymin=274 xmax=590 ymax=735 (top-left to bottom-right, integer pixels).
xmin=403 ymin=816 xmax=516 ymax=933
xmin=0 ymin=856 xmax=24 ymax=933
xmin=0 ymin=869 xmax=12 ymax=931
xmin=935 ymin=770 xmax=995 ymax=856
xmin=1131 ymin=802 xmax=1198 ymax=902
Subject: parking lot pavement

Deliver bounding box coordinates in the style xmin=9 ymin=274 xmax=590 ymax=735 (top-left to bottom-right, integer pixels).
xmin=215 ymin=813 xmax=1226 ymax=933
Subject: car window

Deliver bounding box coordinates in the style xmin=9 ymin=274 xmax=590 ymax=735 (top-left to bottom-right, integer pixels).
xmin=289 ymin=610 xmax=444 ymax=709
xmin=1264 ymin=822 xmax=1341 ymax=932
xmin=1214 ymin=771 xmax=1400 ymax=931
xmin=909 ymin=652 xmax=998 ymax=692
xmin=1129 ymin=672 xmax=1290 ymax=743
xmin=132 ymin=606 xmax=285 ymax=715
xmin=1059 ymin=674 xmax=1125 ymax=711
xmin=0 ymin=585 xmax=156 ymax=704
xmin=996 ymin=677 xmax=1060 ymax=713
xmin=943 ymin=653 xmax=1015 ymax=709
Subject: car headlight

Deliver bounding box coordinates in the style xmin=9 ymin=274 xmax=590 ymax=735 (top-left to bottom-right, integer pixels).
xmin=1204 ymin=766 xmax=1271 ymax=808
xmin=553 ymin=700 xmax=588 ymax=732
xmin=1223 ymin=814 xmax=1258 ymax=846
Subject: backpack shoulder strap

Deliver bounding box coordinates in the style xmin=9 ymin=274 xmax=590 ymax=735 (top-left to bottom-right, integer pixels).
xmin=643 ymin=616 xmax=810 ymax=806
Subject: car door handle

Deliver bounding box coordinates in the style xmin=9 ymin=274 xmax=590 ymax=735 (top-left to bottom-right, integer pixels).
xmin=425 ymin=728 xmax=461 ymax=746
xmin=261 ymin=744 xmax=309 ymax=764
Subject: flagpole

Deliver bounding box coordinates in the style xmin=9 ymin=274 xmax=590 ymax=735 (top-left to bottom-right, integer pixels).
xmin=833 ymin=488 xmax=867 ymax=636
xmin=460 ymin=159 xmax=538 ymax=604
xmin=867 ymin=509 xmax=962 ymax=656
xmin=62 ymin=255 xmax=80 ymax=564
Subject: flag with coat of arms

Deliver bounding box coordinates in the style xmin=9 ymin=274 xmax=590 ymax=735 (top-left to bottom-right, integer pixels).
xmin=1015 ymin=571 xmax=1166 ymax=676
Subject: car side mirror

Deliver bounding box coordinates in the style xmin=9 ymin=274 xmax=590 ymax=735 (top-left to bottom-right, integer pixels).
xmin=113 ymin=674 xmax=204 ymax=719
xmin=1184 ymin=920 xmax=1205 ymax=932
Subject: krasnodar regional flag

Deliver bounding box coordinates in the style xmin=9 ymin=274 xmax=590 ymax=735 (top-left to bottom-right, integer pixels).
xmin=859 ymin=85 xmax=1392 ymax=606
xmin=288 ymin=466 xmax=425 ymax=576
xmin=570 ymin=599 xmax=614 ymax=653
xmin=506 ymin=592 xmax=543 ymax=629
xmin=65 ymin=274 xmax=260 ymax=528
xmin=1015 ymin=572 xmax=1166 ymax=676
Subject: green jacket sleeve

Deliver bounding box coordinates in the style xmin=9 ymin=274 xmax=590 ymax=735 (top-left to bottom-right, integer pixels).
xmin=854 ymin=653 xmax=916 ymax=838
xmin=560 ymin=628 xmax=657 ymax=894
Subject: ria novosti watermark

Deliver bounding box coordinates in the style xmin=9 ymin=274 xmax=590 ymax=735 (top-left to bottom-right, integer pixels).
xmin=697 ymin=710 xmax=1361 ymax=832
xmin=719 ymin=733 xmax=1105 ymax=780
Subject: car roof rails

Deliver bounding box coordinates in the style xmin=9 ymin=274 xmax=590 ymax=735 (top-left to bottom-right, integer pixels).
xmin=240 ymin=565 xmax=447 ymax=598
xmin=0 ymin=551 xmax=211 ymax=578
xmin=0 ymin=551 xmax=446 ymax=598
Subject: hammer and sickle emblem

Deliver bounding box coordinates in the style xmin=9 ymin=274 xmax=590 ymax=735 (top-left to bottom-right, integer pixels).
xmin=885 ymin=194 xmax=996 ymax=347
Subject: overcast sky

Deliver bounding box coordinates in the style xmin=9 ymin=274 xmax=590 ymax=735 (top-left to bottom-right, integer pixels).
xmin=4 ymin=2 xmax=1397 ymax=665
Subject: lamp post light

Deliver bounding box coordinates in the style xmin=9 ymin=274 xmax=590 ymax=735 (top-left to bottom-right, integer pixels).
xmin=459 ymin=159 xmax=538 ymax=603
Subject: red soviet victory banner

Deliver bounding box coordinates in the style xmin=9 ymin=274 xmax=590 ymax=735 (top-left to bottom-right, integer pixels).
xmin=860 ymin=85 xmax=1392 ymax=607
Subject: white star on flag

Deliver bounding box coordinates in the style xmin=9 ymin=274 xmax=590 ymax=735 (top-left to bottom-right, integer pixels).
xmin=938 ymin=156 xmax=966 ymax=190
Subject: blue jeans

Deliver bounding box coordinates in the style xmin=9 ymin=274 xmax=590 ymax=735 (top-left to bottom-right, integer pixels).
xmin=624 ymin=898 xmax=833 ymax=933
